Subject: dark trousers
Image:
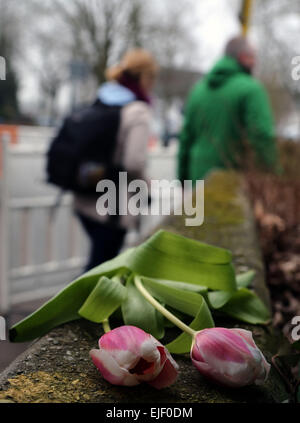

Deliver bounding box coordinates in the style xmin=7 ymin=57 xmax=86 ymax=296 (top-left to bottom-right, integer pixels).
xmin=77 ymin=213 xmax=126 ymax=271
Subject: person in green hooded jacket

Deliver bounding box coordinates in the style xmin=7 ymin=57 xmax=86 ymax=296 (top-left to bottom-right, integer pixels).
xmin=178 ymin=36 xmax=279 ymax=183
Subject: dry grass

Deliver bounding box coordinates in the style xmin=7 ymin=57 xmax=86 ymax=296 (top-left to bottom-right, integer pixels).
xmin=244 ymin=139 xmax=300 ymax=340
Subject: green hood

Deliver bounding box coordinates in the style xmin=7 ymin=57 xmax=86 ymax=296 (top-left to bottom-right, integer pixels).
xmin=206 ymin=56 xmax=247 ymax=89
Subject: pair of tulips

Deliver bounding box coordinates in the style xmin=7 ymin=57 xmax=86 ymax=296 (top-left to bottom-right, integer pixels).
xmin=90 ymin=325 xmax=270 ymax=389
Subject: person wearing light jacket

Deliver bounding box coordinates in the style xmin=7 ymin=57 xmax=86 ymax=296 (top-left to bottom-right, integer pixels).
xmin=74 ymin=49 xmax=158 ymax=270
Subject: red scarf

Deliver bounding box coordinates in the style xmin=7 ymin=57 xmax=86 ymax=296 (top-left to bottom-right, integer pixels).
xmin=118 ymin=73 xmax=151 ymax=105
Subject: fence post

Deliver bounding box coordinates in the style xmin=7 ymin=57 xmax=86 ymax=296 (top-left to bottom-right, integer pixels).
xmin=0 ymin=133 xmax=10 ymax=314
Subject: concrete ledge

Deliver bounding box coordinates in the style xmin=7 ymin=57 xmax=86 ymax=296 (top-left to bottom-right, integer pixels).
xmin=0 ymin=171 xmax=288 ymax=403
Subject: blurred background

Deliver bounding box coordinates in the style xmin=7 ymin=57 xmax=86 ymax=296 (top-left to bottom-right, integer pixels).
xmin=1 ymin=0 xmax=300 ymax=136
xmin=0 ymin=0 xmax=299 ymax=371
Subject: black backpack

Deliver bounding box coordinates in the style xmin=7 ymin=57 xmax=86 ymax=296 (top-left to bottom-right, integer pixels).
xmin=46 ymin=100 xmax=122 ymax=195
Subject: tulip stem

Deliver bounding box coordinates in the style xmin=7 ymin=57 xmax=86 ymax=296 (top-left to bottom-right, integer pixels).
xmin=102 ymin=319 xmax=111 ymax=333
xmin=134 ymin=276 xmax=196 ymax=338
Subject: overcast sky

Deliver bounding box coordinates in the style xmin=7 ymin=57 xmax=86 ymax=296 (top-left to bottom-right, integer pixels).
xmin=194 ymin=0 xmax=241 ymax=71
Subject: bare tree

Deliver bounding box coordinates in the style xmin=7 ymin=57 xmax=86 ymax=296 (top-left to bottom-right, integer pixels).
xmin=141 ymin=0 xmax=196 ymax=69
xmin=35 ymin=34 xmax=69 ymax=124
xmin=46 ymin=0 xmax=144 ymax=84
xmin=18 ymin=0 xmax=196 ymax=122
xmin=33 ymin=0 xmax=195 ymax=81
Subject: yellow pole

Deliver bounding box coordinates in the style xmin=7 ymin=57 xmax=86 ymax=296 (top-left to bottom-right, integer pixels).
xmin=240 ymin=0 xmax=253 ymax=36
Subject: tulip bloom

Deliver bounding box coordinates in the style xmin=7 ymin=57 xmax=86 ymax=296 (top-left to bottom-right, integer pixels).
xmin=90 ymin=325 xmax=179 ymax=389
xmin=191 ymin=327 xmax=270 ymax=388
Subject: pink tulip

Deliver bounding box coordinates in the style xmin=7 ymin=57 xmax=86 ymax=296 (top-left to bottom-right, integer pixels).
xmin=191 ymin=327 xmax=270 ymax=388
xmin=90 ymin=325 xmax=179 ymax=389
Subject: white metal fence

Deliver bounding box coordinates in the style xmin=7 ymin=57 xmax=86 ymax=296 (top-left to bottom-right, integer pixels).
xmin=0 ymin=133 xmax=88 ymax=314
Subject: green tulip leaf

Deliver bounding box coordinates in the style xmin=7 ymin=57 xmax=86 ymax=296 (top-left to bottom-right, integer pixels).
xmin=163 ymin=306 xmax=186 ymax=328
xmin=141 ymin=276 xmax=207 ymax=317
xmin=121 ymin=277 xmax=165 ymax=340
xmin=127 ymin=231 xmax=236 ymax=291
xmin=78 ymin=276 xmax=127 ymax=323
xmin=9 ymin=250 xmax=132 ymax=343
xmin=166 ymin=296 xmax=214 ymax=354
xmin=146 ymin=278 xmax=208 ymax=295
xmin=219 ymin=287 xmax=271 ymax=324
xmin=207 ymin=271 xmax=256 ymax=309
xmin=10 ymin=230 xmax=236 ymax=343
xmin=236 ymin=270 xmax=256 ymax=288
xmin=208 ymin=290 xmax=234 ymax=309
